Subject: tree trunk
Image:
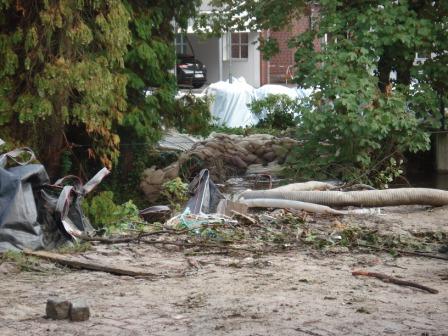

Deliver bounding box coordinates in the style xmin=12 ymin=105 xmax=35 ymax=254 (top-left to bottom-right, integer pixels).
xmin=396 ymin=57 xmax=414 ymax=86
xmin=377 ymin=49 xmax=393 ymax=93
xmin=39 ymin=113 xmax=65 ymax=180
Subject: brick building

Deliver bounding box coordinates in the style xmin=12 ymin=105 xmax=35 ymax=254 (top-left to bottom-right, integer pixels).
xmin=260 ymin=5 xmax=320 ymax=85
xmin=183 ymin=2 xmax=316 ymax=87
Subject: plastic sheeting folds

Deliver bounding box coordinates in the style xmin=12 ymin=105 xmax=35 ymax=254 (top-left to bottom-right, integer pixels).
xmin=0 ymin=147 xmax=109 ymax=252
xmin=204 ymin=77 xmax=312 ymax=127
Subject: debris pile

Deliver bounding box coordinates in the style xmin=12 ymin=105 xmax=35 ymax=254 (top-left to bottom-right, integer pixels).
xmin=140 ymin=133 xmax=297 ymax=202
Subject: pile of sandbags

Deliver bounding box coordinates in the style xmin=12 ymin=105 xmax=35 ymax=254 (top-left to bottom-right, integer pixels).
xmin=140 ymin=133 xmax=298 ymax=202
xmin=188 ymin=133 xmax=296 ymax=170
xmin=140 ymin=162 xmax=179 ymax=202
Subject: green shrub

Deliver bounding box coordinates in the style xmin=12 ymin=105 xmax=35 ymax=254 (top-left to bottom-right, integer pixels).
xmin=288 ymin=89 xmax=429 ymax=187
xmin=82 ymin=191 xmax=145 ymax=234
xmin=249 ymin=94 xmax=299 ymax=129
xmin=160 ymin=177 xmax=189 ymax=211
xmin=172 ymin=93 xmax=213 ymax=136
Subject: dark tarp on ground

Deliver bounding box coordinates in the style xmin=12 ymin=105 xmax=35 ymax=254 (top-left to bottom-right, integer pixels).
xmin=0 ymin=148 xmax=108 ymax=252
xmin=0 ymin=163 xmax=50 ymax=251
xmin=186 ymin=169 xmax=224 ymax=214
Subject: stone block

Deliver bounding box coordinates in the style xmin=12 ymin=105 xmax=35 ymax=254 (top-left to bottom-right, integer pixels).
xmin=69 ymin=299 xmax=90 ymax=322
xmin=46 ymin=298 xmax=70 ymax=320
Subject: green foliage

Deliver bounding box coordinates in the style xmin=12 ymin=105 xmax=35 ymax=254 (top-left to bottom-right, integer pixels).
xmin=161 ymin=177 xmax=189 ymax=211
xmin=249 ymin=94 xmax=298 ymax=130
xmin=0 ymin=0 xmax=207 ymax=176
xmin=82 ymin=191 xmax=145 ymax=234
xmin=172 ymin=93 xmax=212 ymax=136
xmin=207 ymin=125 xmax=284 ymax=137
xmin=0 ymin=251 xmax=40 ymax=272
xmin=195 ymin=0 xmax=307 ymax=34
xmin=0 ymin=1 xmax=131 ymax=169
xmin=60 ymin=150 xmax=73 ymax=177
xmin=289 ymin=89 xmax=429 ymax=185
xmin=373 ymin=157 xmax=404 ymax=189
xmin=283 ymin=0 xmax=443 ymax=185
xmin=122 ymin=0 xmax=203 ymax=146
xmin=200 ymin=0 xmax=446 ymax=185
xmin=82 ymin=191 xmax=118 ymax=229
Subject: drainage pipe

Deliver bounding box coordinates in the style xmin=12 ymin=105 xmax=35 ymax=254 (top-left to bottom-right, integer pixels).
xmin=240 ymin=188 xmax=448 ymax=207
xmin=242 ymin=199 xmax=380 ymax=215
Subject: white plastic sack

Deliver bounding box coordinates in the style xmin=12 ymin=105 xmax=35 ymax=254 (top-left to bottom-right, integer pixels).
xmin=205 ymin=77 xmax=257 ymax=128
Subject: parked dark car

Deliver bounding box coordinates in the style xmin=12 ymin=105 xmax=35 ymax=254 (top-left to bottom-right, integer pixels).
xmin=176 ymin=54 xmax=207 ymax=89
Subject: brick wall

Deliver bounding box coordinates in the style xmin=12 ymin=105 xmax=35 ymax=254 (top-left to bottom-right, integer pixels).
xmin=260 ymin=6 xmax=319 ymax=85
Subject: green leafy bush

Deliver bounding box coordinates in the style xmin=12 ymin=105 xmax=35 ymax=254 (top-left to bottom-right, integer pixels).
xmin=160 ymin=177 xmax=189 ymax=211
xmin=82 ymin=191 xmax=145 ymax=234
xmin=172 ymin=93 xmax=212 ymax=136
xmin=249 ymin=94 xmax=299 ymax=129
xmin=288 ymin=89 xmax=429 ymax=186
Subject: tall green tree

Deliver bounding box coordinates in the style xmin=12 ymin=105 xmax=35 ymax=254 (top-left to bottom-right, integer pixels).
xmin=0 ymin=0 xmax=131 ymax=175
xmin=198 ymin=0 xmax=447 ymax=185
xmin=123 ymin=0 xmax=201 ymax=143
xmin=0 ymin=0 xmax=203 ymax=178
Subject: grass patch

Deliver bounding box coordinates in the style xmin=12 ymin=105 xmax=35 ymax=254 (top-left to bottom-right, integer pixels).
xmin=0 ymin=250 xmax=41 ymax=272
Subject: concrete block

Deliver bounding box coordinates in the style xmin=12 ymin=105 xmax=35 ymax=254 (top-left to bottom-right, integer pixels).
xmin=46 ymin=298 xmax=70 ymax=320
xmin=69 ymin=299 xmax=90 ymax=322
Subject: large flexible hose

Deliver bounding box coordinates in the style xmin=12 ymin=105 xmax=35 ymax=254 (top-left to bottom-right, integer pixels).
xmin=266 ymin=181 xmax=336 ymax=192
xmin=242 ymin=199 xmax=380 ymax=215
xmin=240 ymin=188 xmax=448 ymax=207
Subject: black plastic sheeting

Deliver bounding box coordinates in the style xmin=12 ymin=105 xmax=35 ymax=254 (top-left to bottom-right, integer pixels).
xmin=186 ymin=169 xmax=224 ymax=214
xmin=0 ymin=147 xmax=109 ymax=252
xmin=0 ymin=163 xmax=50 ymax=251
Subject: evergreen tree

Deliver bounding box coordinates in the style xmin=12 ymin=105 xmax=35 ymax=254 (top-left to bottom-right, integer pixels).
xmin=0 ymin=0 xmax=201 ymax=177
xmin=0 ymin=0 xmax=131 ymax=175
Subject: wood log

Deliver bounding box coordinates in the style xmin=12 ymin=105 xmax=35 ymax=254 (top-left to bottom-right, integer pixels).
xmin=24 ymin=250 xmax=157 ymax=277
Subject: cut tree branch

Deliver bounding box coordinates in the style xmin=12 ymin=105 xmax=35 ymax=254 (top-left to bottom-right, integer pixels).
xmin=24 ymin=249 xmax=157 ymax=277
xmin=352 ymin=270 xmax=439 ymax=294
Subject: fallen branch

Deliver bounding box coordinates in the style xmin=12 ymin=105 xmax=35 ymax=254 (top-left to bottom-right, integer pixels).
xmin=352 ymin=270 xmax=439 ymax=294
xmin=24 ymin=249 xmax=157 ymax=277
xmin=141 ymin=238 xmax=261 ymax=254
xmin=75 ymin=229 xmax=187 ymax=245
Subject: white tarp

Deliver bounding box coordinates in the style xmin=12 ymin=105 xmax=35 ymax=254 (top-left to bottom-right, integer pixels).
xmin=205 ymin=77 xmax=257 ymax=128
xmin=204 ymin=78 xmax=312 ymax=127
xmin=254 ymin=84 xmax=312 ymax=101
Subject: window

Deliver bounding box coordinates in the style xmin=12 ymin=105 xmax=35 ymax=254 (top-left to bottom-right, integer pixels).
xmin=416 ymin=52 xmax=431 ymax=60
xmin=310 ymin=8 xmax=319 ymax=30
xmin=175 ymin=34 xmax=187 ymax=54
xmin=231 ymin=32 xmax=249 ymax=59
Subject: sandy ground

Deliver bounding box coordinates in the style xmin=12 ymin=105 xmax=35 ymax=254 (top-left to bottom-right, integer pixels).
xmin=1 ymin=206 xmax=448 ymax=336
